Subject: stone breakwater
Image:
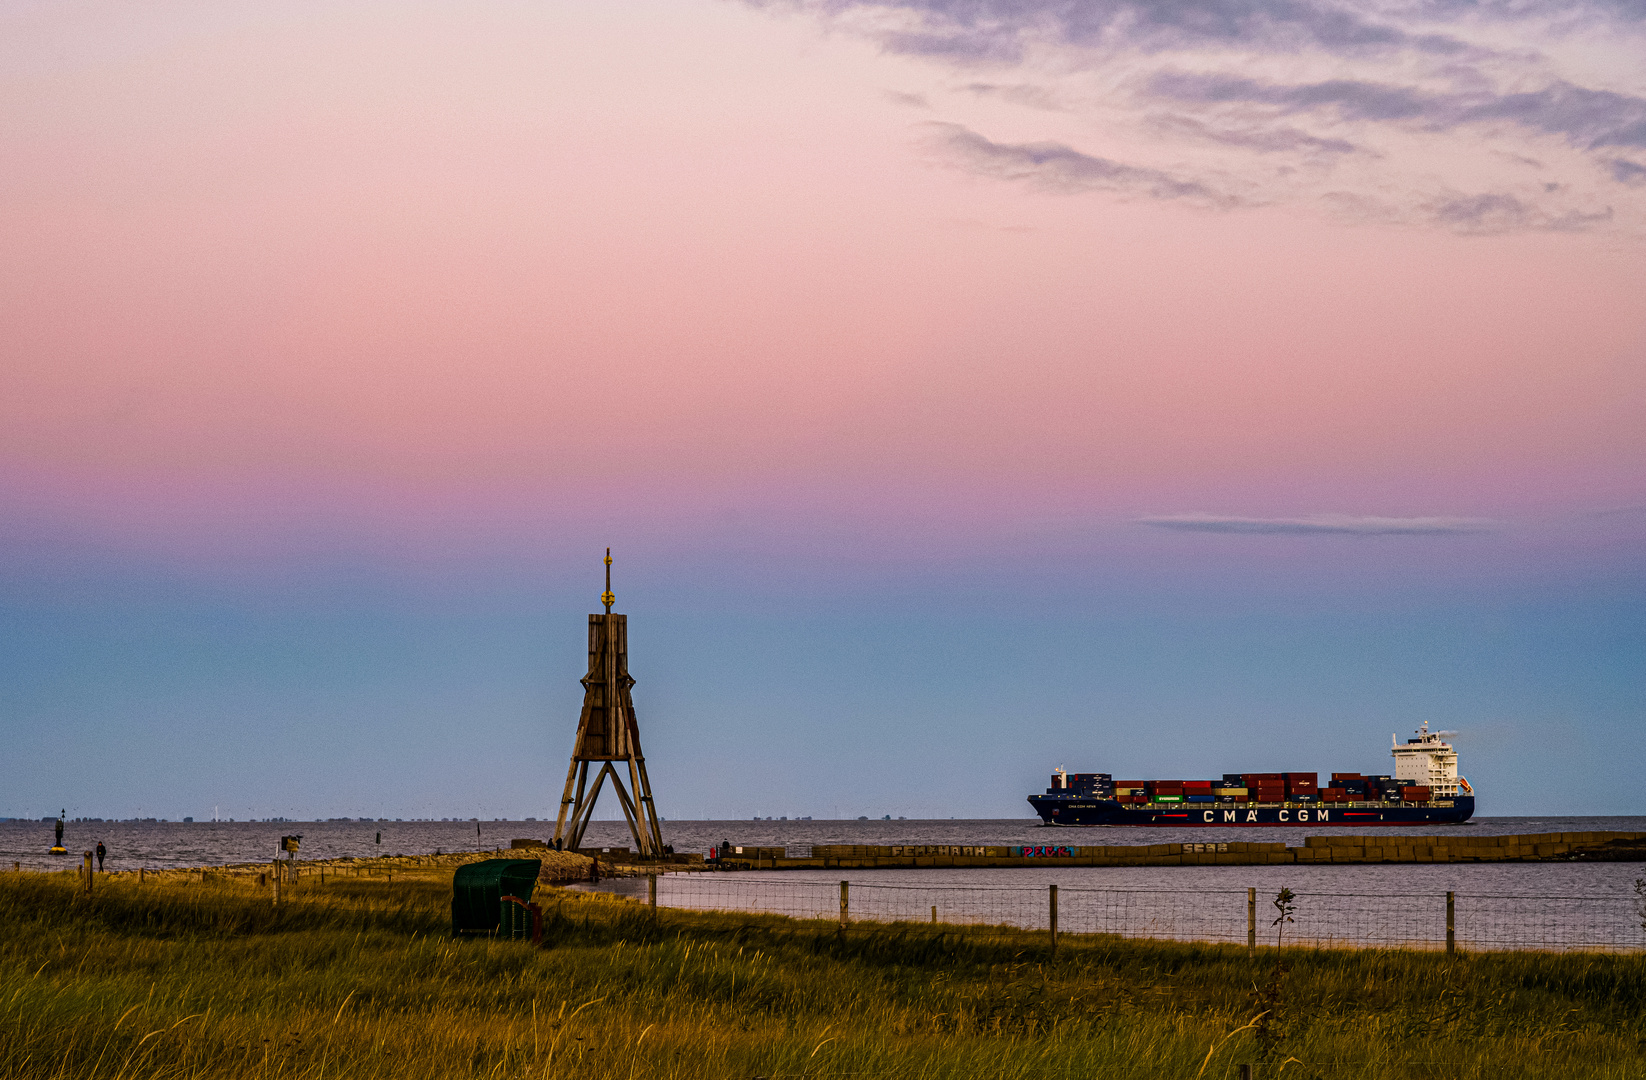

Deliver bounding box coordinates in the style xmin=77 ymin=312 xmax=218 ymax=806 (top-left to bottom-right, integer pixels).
xmin=49 ymin=832 xmax=1643 ymax=882
xmin=711 ymin=831 xmax=1646 ymax=870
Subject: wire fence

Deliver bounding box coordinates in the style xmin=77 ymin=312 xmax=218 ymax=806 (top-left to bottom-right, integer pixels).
xmin=651 ymin=875 xmax=1646 ymax=953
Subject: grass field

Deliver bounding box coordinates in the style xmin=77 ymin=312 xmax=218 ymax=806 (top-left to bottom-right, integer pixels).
xmin=2 ymin=870 xmax=1643 ymax=1079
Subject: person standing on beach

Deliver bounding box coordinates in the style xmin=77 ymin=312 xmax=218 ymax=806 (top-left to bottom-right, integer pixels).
xmin=95 ymin=841 xmax=105 ymax=871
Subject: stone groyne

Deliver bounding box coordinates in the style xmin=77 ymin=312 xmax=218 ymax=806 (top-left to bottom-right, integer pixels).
xmin=712 ymin=831 xmax=1646 ymax=870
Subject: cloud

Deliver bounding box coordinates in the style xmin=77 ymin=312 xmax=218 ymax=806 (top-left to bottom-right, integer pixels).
xmin=1146 ymin=74 xmax=1646 ymax=150
xmin=961 ymin=82 xmax=1064 ymax=110
xmin=760 ymin=0 xmax=1646 ymax=233
xmin=1427 ymin=191 xmax=1613 ymax=232
xmin=923 ymin=121 xmax=1238 ymax=203
xmin=1136 ymin=513 xmax=1499 ymax=535
xmin=1147 ymin=113 xmax=1361 ymax=155
xmin=884 ymin=89 xmax=932 ymax=109
xmin=1613 ymin=158 xmax=1646 ymax=185
xmin=775 ymin=0 xmax=1472 ymax=60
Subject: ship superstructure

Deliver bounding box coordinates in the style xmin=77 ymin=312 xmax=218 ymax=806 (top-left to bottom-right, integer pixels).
xmin=1028 ymin=728 xmax=1475 ymax=826
xmin=1390 ymin=721 xmax=1467 ymax=797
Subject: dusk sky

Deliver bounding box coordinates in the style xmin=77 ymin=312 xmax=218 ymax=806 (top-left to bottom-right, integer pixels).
xmin=2 ymin=0 xmax=1642 ymax=822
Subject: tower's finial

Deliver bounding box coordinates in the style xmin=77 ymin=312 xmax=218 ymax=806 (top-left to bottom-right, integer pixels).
xmin=601 ymin=548 xmax=614 ymax=613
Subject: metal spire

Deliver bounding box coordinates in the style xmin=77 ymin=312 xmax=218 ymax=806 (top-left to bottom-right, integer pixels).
xmin=601 ymin=548 xmax=614 ymax=614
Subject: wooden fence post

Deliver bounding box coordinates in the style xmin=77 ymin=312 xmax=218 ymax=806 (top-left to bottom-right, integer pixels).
xmin=1049 ymin=884 xmax=1058 ymax=954
xmin=648 ymin=873 xmax=657 ymax=919
xmin=839 ymin=880 xmax=849 ymax=928
xmin=1446 ymin=891 xmax=1455 ymax=955
xmin=1248 ymin=888 xmax=1257 ymax=956
xmin=931 ymin=905 xmax=937 ymax=925
xmin=272 ymin=859 xmax=281 ymax=906
xmin=83 ymin=853 xmax=94 ymax=895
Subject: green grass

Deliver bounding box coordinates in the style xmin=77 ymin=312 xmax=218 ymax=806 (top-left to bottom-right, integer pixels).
xmin=2 ymin=870 xmax=1643 ymax=1078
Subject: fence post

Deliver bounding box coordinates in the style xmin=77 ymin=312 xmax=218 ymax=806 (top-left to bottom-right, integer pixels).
xmin=648 ymin=873 xmax=657 ymax=919
xmin=1049 ymin=884 xmax=1058 ymax=954
xmin=931 ymin=905 xmax=937 ymax=925
xmin=272 ymin=859 xmax=281 ymax=906
xmin=839 ymin=880 xmax=849 ymax=928
xmin=138 ymin=867 xmax=144 ymax=885
xmin=83 ymin=853 xmax=94 ymax=895
xmin=1248 ymin=888 xmax=1256 ymax=956
xmin=1239 ymin=1065 xmax=1253 ymax=1080
xmin=1446 ymin=891 xmax=1455 ymax=955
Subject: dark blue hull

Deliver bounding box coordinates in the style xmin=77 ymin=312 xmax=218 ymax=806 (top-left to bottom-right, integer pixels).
xmin=1029 ymin=794 xmax=1475 ymax=826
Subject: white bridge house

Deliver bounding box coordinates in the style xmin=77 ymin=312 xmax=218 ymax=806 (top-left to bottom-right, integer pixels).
xmin=1391 ymin=720 xmax=1465 ymax=796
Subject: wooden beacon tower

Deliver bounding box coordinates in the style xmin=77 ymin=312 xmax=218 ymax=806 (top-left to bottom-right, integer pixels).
xmin=552 ymin=550 xmax=665 ymax=857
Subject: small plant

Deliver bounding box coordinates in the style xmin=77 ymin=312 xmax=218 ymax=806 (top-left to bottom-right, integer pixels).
xmin=1250 ymin=887 xmax=1301 ymax=1068
xmin=1272 ymin=887 xmax=1297 ymax=950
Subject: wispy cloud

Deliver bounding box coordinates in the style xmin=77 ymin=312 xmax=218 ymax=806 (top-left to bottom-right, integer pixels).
xmin=1145 ymin=74 xmax=1646 ymax=151
xmin=923 ymin=122 xmax=1239 ymax=203
xmin=1148 ymin=113 xmax=1362 ymax=156
xmin=1136 ymin=513 xmax=1499 ymax=535
xmin=961 ymin=82 xmax=1065 ymax=111
xmin=753 ymin=0 xmax=1646 ymax=232
xmin=1612 ymin=159 xmax=1646 ymax=185
xmin=884 ymin=89 xmax=933 ymax=109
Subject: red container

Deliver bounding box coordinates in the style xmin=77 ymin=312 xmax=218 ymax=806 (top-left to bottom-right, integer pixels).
xmin=1243 ymin=773 xmax=1282 ymax=784
xmin=1331 ymin=772 xmax=1362 ymax=781
xmin=1283 ymin=772 xmax=1319 ymax=785
xmin=1400 ymin=786 xmax=1431 ymax=801
xmin=1321 ymin=788 xmax=1349 ymax=802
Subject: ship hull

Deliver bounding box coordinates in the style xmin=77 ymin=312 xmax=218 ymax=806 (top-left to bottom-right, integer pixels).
xmin=1028 ymin=795 xmax=1475 ymax=826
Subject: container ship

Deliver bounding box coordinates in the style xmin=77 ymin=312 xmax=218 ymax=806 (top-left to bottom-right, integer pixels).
xmin=1029 ymin=723 xmax=1475 ymax=826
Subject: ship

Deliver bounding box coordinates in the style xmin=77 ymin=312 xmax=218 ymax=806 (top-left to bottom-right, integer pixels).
xmin=1028 ymin=722 xmax=1475 ymax=826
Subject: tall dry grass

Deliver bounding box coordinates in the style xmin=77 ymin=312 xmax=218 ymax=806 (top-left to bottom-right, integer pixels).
xmin=1 ymin=869 xmax=1643 ymax=1078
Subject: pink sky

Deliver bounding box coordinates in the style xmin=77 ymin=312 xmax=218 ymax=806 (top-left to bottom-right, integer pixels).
xmin=3 ymin=1 xmax=1645 ymax=820
xmin=2 ymin=0 xmax=1643 ymax=577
